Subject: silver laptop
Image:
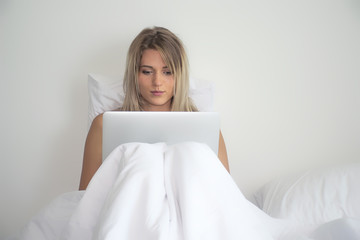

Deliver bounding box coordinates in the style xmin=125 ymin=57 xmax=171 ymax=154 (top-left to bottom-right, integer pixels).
xmin=102 ymin=111 xmax=220 ymax=160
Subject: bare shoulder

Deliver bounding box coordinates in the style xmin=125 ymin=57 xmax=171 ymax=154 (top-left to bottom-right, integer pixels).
xmin=85 ymin=113 xmax=104 ymax=149
xmin=90 ymin=113 xmax=104 ymax=130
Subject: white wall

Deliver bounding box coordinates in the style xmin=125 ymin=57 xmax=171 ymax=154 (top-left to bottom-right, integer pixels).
xmin=1 ymin=0 xmax=359 ymax=238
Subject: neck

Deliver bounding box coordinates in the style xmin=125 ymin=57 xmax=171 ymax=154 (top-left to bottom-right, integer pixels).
xmin=142 ymin=103 xmax=172 ymax=112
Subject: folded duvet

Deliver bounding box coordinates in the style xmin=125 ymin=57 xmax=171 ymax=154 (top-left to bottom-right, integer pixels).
xmin=11 ymin=142 xmax=301 ymax=240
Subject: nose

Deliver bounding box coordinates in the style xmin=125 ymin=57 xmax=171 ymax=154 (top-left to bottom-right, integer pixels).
xmin=152 ymin=72 xmax=163 ymax=87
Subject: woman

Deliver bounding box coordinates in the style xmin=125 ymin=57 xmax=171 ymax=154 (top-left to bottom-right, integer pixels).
xmin=12 ymin=27 xmax=282 ymax=240
xmin=79 ymin=26 xmax=229 ymax=190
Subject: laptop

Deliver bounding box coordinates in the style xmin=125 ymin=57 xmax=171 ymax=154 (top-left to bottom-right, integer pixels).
xmin=102 ymin=111 xmax=220 ymax=160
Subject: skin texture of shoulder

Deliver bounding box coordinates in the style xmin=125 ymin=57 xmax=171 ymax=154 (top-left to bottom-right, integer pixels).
xmin=79 ymin=113 xmax=230 ymax=190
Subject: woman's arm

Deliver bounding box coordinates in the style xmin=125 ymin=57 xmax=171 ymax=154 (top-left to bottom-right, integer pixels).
xmin=218 ymin=131 xmax=230 ymax=172
xmin=79 ymin=114 xmax=103 ymax=190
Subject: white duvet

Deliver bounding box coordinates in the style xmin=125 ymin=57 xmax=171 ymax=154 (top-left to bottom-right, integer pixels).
xmin=9 ymin=142 xmax=360 ymax=240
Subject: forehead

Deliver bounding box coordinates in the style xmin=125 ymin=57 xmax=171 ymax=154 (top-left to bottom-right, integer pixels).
xmin=140 ymin=49 xmax=167 ymax=67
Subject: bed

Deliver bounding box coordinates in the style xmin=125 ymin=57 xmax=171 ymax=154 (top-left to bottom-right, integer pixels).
xmin=252 ymin=162 xmax=360 ymax=239
xmin=8 ymin=75 xmax=360 ymax=240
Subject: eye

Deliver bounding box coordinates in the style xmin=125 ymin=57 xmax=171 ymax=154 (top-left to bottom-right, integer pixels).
xmin=141 ymin=70 xmax=152 ymax=75
xmin=163 ymin=70 xmax=172 ymax=76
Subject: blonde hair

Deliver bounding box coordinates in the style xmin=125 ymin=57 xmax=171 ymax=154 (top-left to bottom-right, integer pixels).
xmin=122 ymin=26 xmax=198 ymax=112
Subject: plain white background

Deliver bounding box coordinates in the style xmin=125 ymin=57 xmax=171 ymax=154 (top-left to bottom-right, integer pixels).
xmin=1 ymin=0 xmax=359 ymax=238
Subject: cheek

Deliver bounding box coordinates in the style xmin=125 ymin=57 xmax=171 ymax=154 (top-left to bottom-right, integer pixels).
xmin=138 ymin=77 xmax=148 ymax=91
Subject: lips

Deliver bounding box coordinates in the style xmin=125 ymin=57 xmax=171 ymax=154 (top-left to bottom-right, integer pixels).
xmin=151 ymin=91 xmax=165 ymax=96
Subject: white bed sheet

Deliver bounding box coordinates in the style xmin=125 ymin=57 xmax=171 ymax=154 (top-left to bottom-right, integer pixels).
xmin=8 ymin=142 xmax=359 ymax=240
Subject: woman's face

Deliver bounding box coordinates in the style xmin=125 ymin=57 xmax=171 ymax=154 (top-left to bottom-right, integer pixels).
xmin=138 ymin=49 xmax=175 ymax=111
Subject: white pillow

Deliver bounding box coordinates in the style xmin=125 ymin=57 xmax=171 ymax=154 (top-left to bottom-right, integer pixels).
xmin=88 ymin=73 xmax=214 ymax=125
xmin=253 ymin=163 xmax=360 ymax=225
xmin=310 ymin=217 xmax=360 ymax=240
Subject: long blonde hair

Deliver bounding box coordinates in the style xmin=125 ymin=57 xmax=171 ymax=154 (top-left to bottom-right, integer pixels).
xmin=122 ymin=26 xmax=198 ymax=112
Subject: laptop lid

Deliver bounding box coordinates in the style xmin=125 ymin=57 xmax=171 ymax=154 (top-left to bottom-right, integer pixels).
xmin=102 ymin=111 xmax=220 ymax=160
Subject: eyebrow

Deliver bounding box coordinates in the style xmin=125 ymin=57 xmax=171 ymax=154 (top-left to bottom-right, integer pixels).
xmin=139 ymin=65 xmax=169 ymax=69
